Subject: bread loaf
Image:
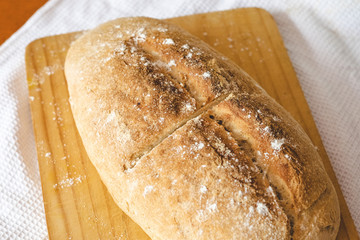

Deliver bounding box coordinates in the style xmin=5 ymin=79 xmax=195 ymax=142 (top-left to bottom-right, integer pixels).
xmin=65 ymin=17 xmax=340 ymax=239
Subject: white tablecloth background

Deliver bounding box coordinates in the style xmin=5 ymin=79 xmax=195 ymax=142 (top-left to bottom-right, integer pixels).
xmin=0 ymin=0 xmax=359 ymax=238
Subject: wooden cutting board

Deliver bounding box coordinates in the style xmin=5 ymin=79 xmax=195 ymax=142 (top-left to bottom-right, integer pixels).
xmin=25 ymin=8 xmax=358 ymax=240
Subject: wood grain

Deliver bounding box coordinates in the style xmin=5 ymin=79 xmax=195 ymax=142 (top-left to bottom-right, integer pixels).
xmin=25 ymin=8 xmax=358 ymax=240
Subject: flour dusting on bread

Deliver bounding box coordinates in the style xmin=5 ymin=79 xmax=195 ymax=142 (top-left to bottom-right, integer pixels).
xmin=65 ymin=17 xmax=340 ymax=240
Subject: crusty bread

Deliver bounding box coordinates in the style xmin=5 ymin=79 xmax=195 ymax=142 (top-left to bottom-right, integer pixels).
xmin=65 ymin=17 xmax=340 ymax=239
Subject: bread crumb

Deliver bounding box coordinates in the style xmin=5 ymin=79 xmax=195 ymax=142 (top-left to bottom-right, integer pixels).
xmin=134 ymin=28 xmax=146 ymax=43
xmin=256 ymin=202 xmax=269 ymax=216
xmin=248 ymin=206 xmax=254 ymax=216
xmin=266 ymin=186 xmax=274 ymax=194
xmin=184 ymin=103 xmax=194 ymax=112
xmin=202 ymin=71 xmax=211 ymax=79
xmin=163 ymin=38 xmax=175 ymax=45
xmin=200 ymin=185 xmax=207 ymax=194
xmin=106 ymin=111 xmax=116 ymax=123
xmin=168 ymin=59 xmax=176 ymax=67
xmin=197 ymin=142 xmax=204 ymax=150
xmin=207 ymin=203 xmax=217 ymax=212
xmin=143 ymin=185 xmax=154 ymax=197
xmin=157 ymin=27 xmax=168 ymax=32
xmin=271 ymin=138 xmax=285 ymax=151
xmin=181 ymin=44 xmax=189 ymax=49
xmin=263 ymin=126 xmax=270 ymax=133
xmin=43 ymin=66 xmax=54 ymax=75
xmin=53 ymin=176 xmax=84 ymax=189
xmin=115 ymin=43 xmax=126 ymax=55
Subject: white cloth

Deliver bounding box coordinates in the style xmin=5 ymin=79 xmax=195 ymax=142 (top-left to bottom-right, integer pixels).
xmin=0 ymin=0 xmax=359 ymax=238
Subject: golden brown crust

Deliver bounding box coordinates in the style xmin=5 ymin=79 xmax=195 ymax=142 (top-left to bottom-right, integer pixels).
xmin=65 ymin=17 xmax=340 ymax=239
xmin=125 ymin=115 xmax=289 ymax=239
xmin=209 ymin=93 xmax=340 ymax=239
